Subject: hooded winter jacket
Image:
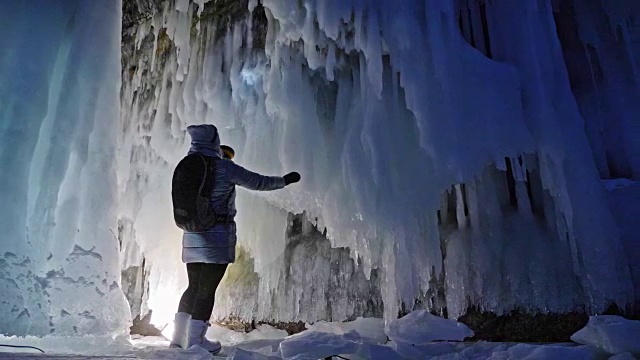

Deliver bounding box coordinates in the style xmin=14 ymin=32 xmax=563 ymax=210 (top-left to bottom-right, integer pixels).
xmin=181 ymin=124 xmax=286 ymax=263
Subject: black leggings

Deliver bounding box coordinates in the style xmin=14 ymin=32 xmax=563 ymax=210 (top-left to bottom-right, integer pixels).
xmin=177 ymin=263 xmax=228 ymax=321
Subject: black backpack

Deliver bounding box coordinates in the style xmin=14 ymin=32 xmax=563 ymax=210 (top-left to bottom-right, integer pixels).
xmin=171 ymin=154 xmax=219 ymax=232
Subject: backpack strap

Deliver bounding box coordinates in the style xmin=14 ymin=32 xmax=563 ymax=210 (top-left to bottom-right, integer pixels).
xmin=197 ymin=155 xmax=210 ymax=199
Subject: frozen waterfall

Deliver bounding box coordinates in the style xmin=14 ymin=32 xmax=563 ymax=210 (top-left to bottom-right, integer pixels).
xmin=118 ymin=0 xmax=636 ymax=330
xmin=0 ymin=0 xmax=637 ymax=339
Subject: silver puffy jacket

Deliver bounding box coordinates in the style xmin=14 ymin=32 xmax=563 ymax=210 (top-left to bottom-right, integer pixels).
xmin=181 ymin=124 xmax=285 ymax=263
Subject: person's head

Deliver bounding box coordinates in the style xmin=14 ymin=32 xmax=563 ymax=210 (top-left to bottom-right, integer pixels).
xmin=187 ymin=124 xmax=220 ymax=153
xmin=220 ymin=145 xmax=235 ymax=160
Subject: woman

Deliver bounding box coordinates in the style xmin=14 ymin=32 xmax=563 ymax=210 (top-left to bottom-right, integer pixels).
xmin=171 ymin=124 xmax=300 ymax=353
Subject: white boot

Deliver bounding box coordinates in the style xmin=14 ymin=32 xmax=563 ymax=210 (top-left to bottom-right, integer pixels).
xmin=187 ymin=319 xmax=221 ymax=354
xmin=169 ymin=312 xmax=191 ymax=349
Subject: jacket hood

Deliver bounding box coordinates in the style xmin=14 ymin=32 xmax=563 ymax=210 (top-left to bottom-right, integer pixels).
xmin=187 ymin=124 xmax=222 ymax=157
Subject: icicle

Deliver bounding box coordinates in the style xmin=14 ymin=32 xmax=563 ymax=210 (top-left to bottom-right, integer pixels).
xmin=150 ymin=17 xmax=160 ymax=70
xmin=114 ymin=0 xmax=635 ymax=329
xmin=248 ymin=0 xmax=258 ymax=12
xmin=454 ymin=184 xmax=467 ymax=229
xmin=175 ymin=0 xmax=189 ymax=13
xmin=193 ymin=0 xmax=209 ymax=17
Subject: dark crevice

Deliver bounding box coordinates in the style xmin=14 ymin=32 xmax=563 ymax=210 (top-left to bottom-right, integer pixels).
xmin=478 ymin=1 xmax=492 ymax=58
xmin=505 ymin=158 xmax=518 ymax=208
xmin=461 ymin=184 xmax=470 ymax=217
xmin=467 ymin=9 xmax=476 ymax=48
xmin=525 ymin=170 xmax=535 ymax=213
xmin=457 ymin=0 xmax=493 ymax=59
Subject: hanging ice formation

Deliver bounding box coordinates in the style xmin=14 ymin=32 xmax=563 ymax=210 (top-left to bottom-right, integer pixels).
xmin=118 ymin=0 xmax=637 ymax=329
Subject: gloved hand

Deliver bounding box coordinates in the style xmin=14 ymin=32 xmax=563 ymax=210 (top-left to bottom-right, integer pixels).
xmin=283 ymin=172 xmax=301 ymax=185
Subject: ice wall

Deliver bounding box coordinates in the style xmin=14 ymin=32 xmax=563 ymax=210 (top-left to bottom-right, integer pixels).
xmin=0 ymin=1 xmax=130 ymax=336
xmin=119 ymin=0 xmax=635 ymax=328
xmin=553 ymin=0 xmax=640 ymax=179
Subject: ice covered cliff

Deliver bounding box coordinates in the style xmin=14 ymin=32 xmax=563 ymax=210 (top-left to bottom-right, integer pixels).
xmin=1 ymin=0 xmax=637 ymax=339
xmin=119 ymin=0 xmax=637 ymax=330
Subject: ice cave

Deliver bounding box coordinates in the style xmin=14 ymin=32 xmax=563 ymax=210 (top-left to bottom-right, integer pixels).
xmin=0 ymin=0 xmax=638 ymax=359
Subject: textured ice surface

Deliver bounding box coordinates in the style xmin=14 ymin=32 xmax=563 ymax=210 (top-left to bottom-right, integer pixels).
xmin=0 ymin=0 xmax=129 ymax=336
xmin=0 ymin=334 xmax=133 ymax=356
xmin=305 ymin=317 xmax=386 ymax=344
xmin=228 ymin=349 xmax=281 ymax=360
xmin=385 ymin=310 xmax=474 ymax=345
xmin=609 ymin=353 xmax=637 ymax=360
xmin=391 ymin=342 xmax=600 ymax=360
xmin=277 ymin=330 xmax=406 ymax=360
xmin=0 ymin=335 xmax=606 ymax=360
xmin=570 ymin=315 xmax=640 ymax=355
xmin=119 ymin=0 xmax=636 ymax=329
xmin=278 ymin=331 xmax=360 ymax=359
xmin=555 ymin=2 xmax=640 ymax=180
xmin=604 ymin=180 xmax=640 ymax=309
xmin=205 ymin=324 xmax=288 ymax=346
xmin=0 ymin=313 xmax=634 ymax=359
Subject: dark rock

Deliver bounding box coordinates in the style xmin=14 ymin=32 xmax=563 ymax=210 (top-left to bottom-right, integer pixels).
xmin=459 ymin=307 xmax=588 ymax=342
xmin=214 ymin=211 xmax=384 ymax=323
xmin=214 ymin=317 xmax=307 ymax=336
xmin=459 ymin=303 xmax=638 ymax=342
xmin=122 ymin=0 xmax=165 ymax=34
xmin=121 ymin=259 xmax=149 ymax=322
xmin=130 ymin=310 xmax=163 ymax=337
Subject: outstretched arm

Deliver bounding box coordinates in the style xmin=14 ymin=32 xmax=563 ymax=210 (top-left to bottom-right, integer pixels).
xmin=227 ymin=161 xmax=286 ymax=191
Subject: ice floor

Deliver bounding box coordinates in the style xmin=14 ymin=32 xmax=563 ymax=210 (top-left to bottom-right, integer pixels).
xmin=0 ymin=312 xmax=638 ymax=359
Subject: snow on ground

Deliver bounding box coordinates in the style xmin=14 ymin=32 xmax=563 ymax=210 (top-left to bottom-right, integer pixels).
xmin=571 ymin=315 xmax=640 ymax=356
xmin=385 ymin=310 xmax=474 ymax=345
xmin=1 ymin=313 xmax=638 ymax=359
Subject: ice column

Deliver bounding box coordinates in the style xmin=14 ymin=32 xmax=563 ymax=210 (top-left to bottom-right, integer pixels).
xmin=0 ymin=0 xmax=130 ymax=336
